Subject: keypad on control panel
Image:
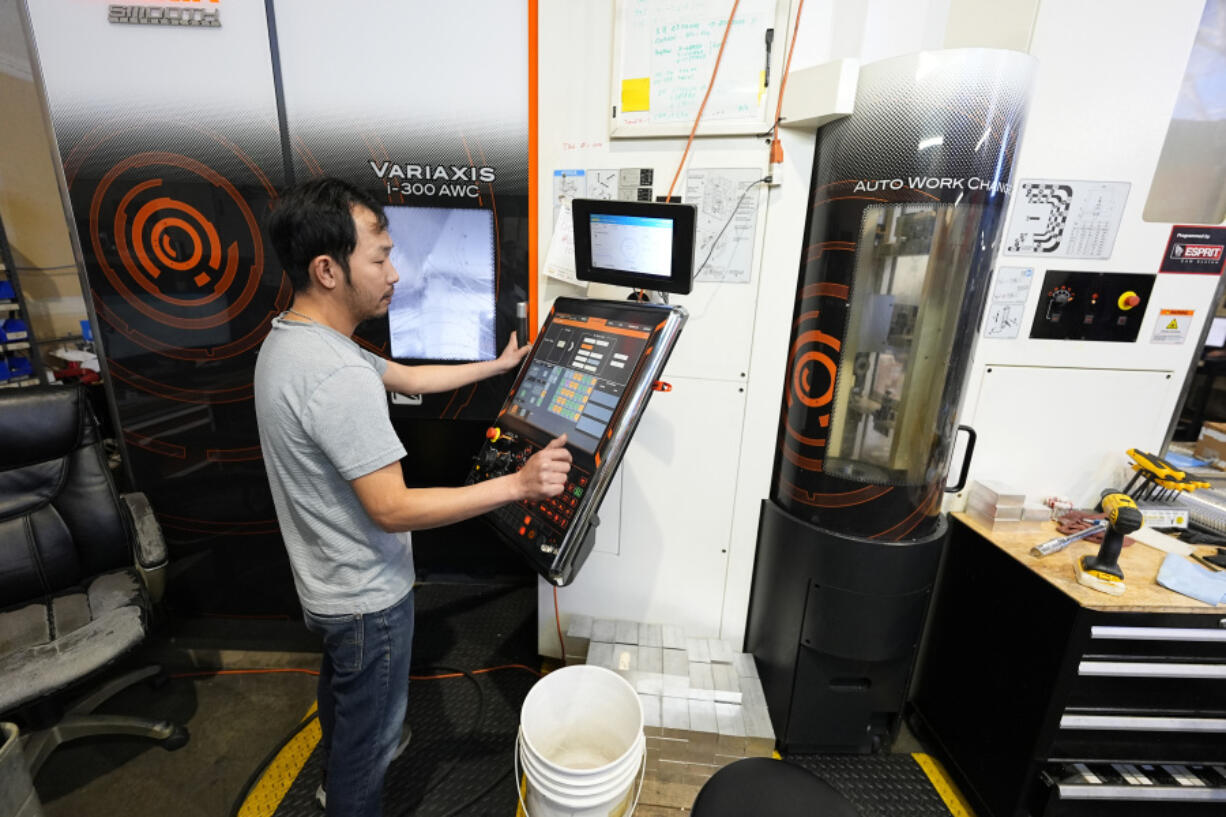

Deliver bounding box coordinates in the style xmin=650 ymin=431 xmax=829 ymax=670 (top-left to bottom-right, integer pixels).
xmin=528 ymin=472 xmax=588 ymax=530
xmin=502 ymin=471 xmax=590 ymax=553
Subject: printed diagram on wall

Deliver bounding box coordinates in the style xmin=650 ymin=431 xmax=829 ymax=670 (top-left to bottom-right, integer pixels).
xmin=587 ymin=170 xmax=620 ymax=200
xmin=553 ymin=169 xmax=587 ymax=224
xmin=983 ymin=266 xmax=1035 ymax=339
xmin=1003 ymin=180 xmax=1130 ymax=260
xmin=684 ymin=168 xmax=762 ymax=283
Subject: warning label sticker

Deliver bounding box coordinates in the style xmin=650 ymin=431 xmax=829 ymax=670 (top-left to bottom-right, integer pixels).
xmin=1151 ymin=308 xmax=1194 ymax=345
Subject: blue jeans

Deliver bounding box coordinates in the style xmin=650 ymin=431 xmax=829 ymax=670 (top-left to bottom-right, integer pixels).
xmin=304 ymin=590 xmax=414 ymax=817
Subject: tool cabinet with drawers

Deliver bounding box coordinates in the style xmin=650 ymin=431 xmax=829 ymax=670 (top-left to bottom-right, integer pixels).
xmin=908 ymin=513 xmax=1226 ymax=817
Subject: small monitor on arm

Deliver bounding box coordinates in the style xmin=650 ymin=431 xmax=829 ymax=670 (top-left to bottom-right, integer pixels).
xmin=571 ymin=199 xmax=696 ymax=295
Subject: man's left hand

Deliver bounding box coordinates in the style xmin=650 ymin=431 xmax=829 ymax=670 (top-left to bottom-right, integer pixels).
xmin=496 ymin=334 xmax=530 ymax=373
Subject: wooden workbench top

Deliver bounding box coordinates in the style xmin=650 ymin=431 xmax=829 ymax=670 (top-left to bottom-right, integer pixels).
xmin=953 ymin=512 xmax=1222 ymax=614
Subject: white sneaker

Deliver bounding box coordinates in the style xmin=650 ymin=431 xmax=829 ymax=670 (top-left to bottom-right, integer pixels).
xmin=391 ymin=723 xmax=412 ymax=761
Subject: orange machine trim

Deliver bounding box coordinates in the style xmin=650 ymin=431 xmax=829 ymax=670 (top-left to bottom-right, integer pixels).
xmin=528 ymin=0 xmax=539 ymax=341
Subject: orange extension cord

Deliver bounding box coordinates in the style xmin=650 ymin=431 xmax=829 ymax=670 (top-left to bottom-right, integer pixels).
xmin=169 ymin=664 xmax=541 ymax=682
xmin=665 ymin=0 xmax=742 ymax=202
xmin=769 ymin=0 xmax=805 ymax=165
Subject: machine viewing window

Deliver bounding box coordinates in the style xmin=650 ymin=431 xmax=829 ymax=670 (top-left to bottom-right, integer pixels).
xmin=572 ymin=198 xmax=696 ymax=294
xmin=506 ymin=312 xmax=654 ymax=454
xmin=826 ymin=203 xmax=984 ymax=486
xmin=384 ymin=205 xmax=496 ymax=361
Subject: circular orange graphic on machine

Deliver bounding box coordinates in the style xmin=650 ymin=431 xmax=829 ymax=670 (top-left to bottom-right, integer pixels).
xmin=89 ymin=151 xmax=265 ymax=332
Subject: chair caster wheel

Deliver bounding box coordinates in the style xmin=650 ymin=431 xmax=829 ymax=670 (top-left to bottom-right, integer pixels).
xmin=161 ymin=726 xmax=189 ymax=751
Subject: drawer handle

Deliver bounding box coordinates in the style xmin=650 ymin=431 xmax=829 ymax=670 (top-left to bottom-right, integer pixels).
xmin=1061 ymin=714 xmax=1226 ymax=732
xmin=1059 ymin=784 xmax=1226 ymax=802
xmin=1079 ymin=660 xmax=1226 ymax=679
xmin=1091 ymin=626 xmax=1226 ymax=643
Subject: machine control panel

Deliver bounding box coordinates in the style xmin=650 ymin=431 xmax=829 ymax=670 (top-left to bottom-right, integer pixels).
xmin=471 ymin=429 xmax=591 ymax=554
xmin=1029 ymin=270 xmax=1155 ymax=342
xmin=466 ymin=297 xmax=687 ymax=585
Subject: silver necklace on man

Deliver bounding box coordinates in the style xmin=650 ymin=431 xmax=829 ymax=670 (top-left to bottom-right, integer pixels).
xmin=285 ymin=308 xmax=317 ymax=324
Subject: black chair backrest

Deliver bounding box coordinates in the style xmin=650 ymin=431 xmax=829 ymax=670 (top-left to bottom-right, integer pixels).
xmin=0 ymin=386 xmax=132 ymax=607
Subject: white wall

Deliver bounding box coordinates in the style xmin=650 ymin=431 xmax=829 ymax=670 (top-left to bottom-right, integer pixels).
xmin=535 ymin=0 xmax=1219 ymax=656
xmin=954 ymin=0 xmax=1219 ymax=509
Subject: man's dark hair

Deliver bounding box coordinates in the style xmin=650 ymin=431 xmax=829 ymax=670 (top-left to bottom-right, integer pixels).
xmin=267 ymin=177 xmax=389 ymax=292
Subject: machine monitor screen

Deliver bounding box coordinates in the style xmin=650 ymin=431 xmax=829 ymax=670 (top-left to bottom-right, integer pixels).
xmin=384 ymin=205 xmax=496 ymax=361
xmin=572 ymin=199 xmax=696 ymax=294
xmin=590 ymin=214 xmax=673 ymax=278
xmin=505 ymin=310 xmax=655 ymax=454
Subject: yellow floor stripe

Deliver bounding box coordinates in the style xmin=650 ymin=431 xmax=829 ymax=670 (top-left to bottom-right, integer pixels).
xmin=912 ymin=752 xmax=976 ymax=817
xmin=515 ymin=775 xmax=527 ymax=817
xmin=237 ymin=701 xmax=322 ymax=817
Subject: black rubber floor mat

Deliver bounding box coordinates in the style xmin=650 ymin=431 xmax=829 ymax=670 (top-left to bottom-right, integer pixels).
xmin=786 ymin=754 xmax=957 ymax=817
xmin=253 ymin=580 xmax=539 ymax=817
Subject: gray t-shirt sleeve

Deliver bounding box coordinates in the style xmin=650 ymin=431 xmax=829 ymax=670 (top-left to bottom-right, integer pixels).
xmin=361 ymin=348 xmax=390 ymax=377
xmin=303 ymin=364 xmax=406 ymax=480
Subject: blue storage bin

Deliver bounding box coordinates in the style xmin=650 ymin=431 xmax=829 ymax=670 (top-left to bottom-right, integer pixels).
xmin=8 ymin=357 xmax=33 ymax=378
xmin=0 ymin=360 xmax=10 ymax=382
xmin=2 ymin=318 xmax=28 ymax=340
xmin=0 ymin=281 xmax=15 ymax=300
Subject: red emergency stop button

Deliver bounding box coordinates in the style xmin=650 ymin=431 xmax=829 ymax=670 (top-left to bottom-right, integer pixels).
xmin=1118 ymin=291 xmax=1141 ymax=310
xmin=486 ymin=426 xmax=501 ymax=442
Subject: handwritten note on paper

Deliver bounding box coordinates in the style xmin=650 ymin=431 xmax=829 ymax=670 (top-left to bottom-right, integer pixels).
xmin=619 ymin=0 xmax=775 ymax=127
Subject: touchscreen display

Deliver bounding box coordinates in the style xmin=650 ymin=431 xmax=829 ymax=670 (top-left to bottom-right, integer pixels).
xmin=589 ymin=214 xmax=674 ymax=278
xmin=506 ymin=311 xmax=654 ymax=453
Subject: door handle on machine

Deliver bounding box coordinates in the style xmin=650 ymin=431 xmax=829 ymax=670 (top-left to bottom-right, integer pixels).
xmin=945 ymin=425 xmax=977 ymax=493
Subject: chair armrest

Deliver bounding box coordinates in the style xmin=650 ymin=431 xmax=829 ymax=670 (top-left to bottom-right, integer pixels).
xmin=120 ymin=492 xmax=167 ymax=570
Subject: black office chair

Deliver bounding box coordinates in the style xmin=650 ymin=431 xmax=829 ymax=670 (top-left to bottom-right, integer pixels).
xmin=0 ymin=385 xmax=187 ymax=775
xmin=692 ymin=757 xmax=860 ymax=817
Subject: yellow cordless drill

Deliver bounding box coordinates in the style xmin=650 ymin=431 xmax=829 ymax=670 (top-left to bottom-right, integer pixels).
xmin=1075 ymin=490 xmax=1143 ymax=595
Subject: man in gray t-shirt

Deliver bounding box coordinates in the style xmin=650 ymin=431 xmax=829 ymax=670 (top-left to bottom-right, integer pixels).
xmin=255 ymin=177 xmax=570 ymax=817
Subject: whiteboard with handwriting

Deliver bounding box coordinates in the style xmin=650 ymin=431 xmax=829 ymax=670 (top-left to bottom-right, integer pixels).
xmin=610 ymin=0 xmax=789 ymax=138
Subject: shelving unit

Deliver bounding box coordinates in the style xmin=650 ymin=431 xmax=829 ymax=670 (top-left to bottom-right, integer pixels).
xmin=0 ymin=211 xmax=46 ymax=388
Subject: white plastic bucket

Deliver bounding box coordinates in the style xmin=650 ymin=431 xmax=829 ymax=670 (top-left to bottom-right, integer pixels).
xmin=518 ymin=665 xmax=645 ymax=817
